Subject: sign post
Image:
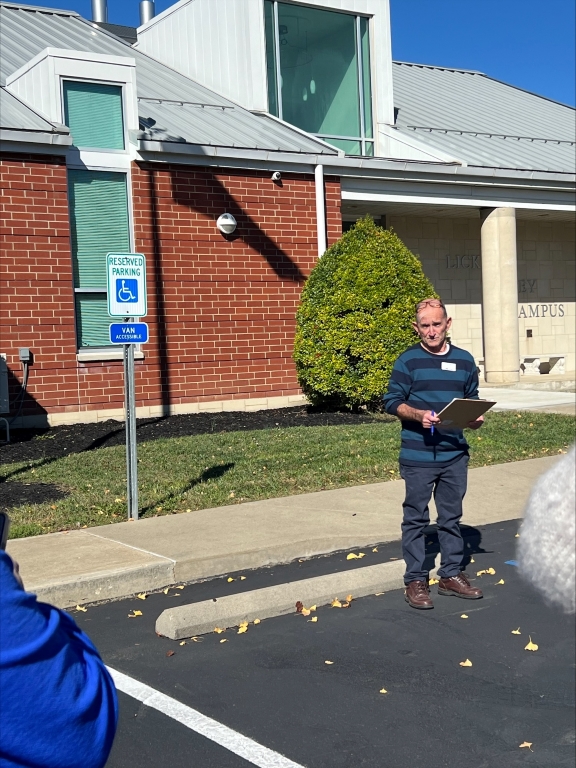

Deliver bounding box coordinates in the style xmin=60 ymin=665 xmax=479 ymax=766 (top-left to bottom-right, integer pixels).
xmin=107 ymin=253 xmax=148 ymax=521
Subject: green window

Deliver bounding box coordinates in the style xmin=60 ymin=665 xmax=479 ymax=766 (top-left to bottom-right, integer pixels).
xmin=63 ymin=81 xmax=125 ymax=150
xmin=68 ymin=170 xmax=130 ymax=348
xmin=264 ymin=1 xmax=374 ymax=156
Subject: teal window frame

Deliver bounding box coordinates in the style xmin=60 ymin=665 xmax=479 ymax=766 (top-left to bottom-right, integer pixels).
xmin=263 ymin=0 xmax=374 ymax=156
xmin=68 ymin=169 xmax=131 ymax=349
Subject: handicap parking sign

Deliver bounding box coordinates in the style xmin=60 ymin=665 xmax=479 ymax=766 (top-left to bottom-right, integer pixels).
xmin=116 ymin=279 xmax=138 ymax=304
xmin=107 ymin=254 xmax=147 ymax=317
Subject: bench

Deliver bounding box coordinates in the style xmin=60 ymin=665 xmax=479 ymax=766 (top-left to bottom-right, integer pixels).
xmin=476 ymin=354 xmax=566 ymax=378
xmin=520 ymin=354 xmax=566 ymax=376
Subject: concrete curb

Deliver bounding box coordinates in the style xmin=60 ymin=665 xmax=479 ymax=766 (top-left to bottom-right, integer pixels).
xmin=156 ymin=559 xmax=408 ymax=640
xmin=34 ymin=561 xmax=175 ymax=608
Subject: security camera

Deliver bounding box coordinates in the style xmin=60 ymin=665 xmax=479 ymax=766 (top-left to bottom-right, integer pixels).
xmin=271 ymin=171 xmax=282 ymax=182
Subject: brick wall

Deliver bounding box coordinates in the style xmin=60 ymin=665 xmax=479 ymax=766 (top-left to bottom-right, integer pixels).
xmin=0 ymin=153 xmax=78 ymax=420
xmin=130 ymin=164 xmax=342 ymax=411
xmin=1 ymin=156 xmax=342 ymax=423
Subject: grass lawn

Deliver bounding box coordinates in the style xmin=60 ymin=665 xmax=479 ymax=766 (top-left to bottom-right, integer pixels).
xmin=3 ymin=410 xmax=574 ymax=538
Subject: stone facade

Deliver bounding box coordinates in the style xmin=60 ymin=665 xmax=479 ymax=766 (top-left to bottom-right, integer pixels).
xmin=388 ymin=215 xmax=576 ymax=375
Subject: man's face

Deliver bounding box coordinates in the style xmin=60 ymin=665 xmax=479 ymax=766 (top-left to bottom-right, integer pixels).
xmin=412 ymin=307 xmax=452 ymax=353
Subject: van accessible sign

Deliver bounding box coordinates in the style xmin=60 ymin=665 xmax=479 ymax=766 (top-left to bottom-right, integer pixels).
xmin=107 ymin=253 xmax=147 ymax=318
xmin=109 ymin=323 xmax=149 ymax=344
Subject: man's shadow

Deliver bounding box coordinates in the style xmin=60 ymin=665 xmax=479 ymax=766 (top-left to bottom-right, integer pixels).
xmin=423 ymin=523 xmax=489 ymax=573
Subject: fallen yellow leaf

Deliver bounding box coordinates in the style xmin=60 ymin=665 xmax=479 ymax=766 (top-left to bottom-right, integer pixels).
xmin=487 ymin=567 xmax=495 ymax=575
xmin=163 ymin=588 xmax=170 ymax=595
xmin=345 ymin=595 xmax=353 ymax=603
xmin=515 ymin=533 xmax=520 ymax=538
xmin=461 ymin=614 xmax=469 ymax=619
xmin=511 ymin=628 xmax=521 ymax=635
xmin=176 ymin=585 xmax=185 ymax=590
xmin=495 ymin=579 xmax=505 ymax=585
xmin=308 ymin=616 xmax=318 ymax=623
xmin=136 ymin=593 xmax=147 ymax=600
xmin=179 ymin=641 xmax=186 ymax=646
xmin=470 ymin=557 xmax=475 ymax=563
xmin=214 ymin=627 xmax=225 ymax=634
xmin=525 ymin=636 xmax=539 ymax=651
xmin=372 ymin=548 xmax=378 ymax=553
xmin=309 ymin=605 xmax=317 ymax=612
xmin=379 ymin=688 xmax=388 ymax=694
xmin=191 ymin=637 xmax=202 ymax=642
xmin=331 ymin=598 xmax=342 ymax=608
xmin=227 ymin=577 xmax=234 ymax=583
xmin=237 ymin=625 xmax=248 ymax=634
xmin=128 ymin=610 xmax=142 ymax=618
xmin=358 ymin=553 xmax=366 ymax=558
xmin=374 ymin=592 xmax=385 ymax=596
xmin=301 ymin=608 xmax=311 ymax=616
xmin=324 ymin=660 xmax=334 ymax=665
xmin=459 ymin=659 xmax=473 ymax=667
xmin=253 ymin=619 xmax=261 ymax=625
xmin=346 ymin=553 xmax=359 ymax=560
xmin=519 ymin=742 xmax=533 ymax=751
xmin=429 ymin=578 xmax=439 ymax=585
xmin=75 ymin=605 xmax=87 ymax=613
xmin=240 ymin=576 xmax=247 ymax=581
xmin=220 ymin=639 xmax=228 ymax=643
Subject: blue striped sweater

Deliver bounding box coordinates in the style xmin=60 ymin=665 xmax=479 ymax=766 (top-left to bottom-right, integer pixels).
xmin=383 ymin=343 xmax=479 ymax=467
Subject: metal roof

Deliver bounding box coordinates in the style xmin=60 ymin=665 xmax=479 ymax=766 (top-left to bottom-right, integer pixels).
xmin=1 ymin=85 xmax=60 ymax=131
xmin=392 ymin=62 xmax=576 ymax=174
xmin=0 ymin=2 xmax=337 ymax=155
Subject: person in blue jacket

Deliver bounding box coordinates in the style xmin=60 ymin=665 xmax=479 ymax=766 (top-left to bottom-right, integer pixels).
xmin=383 ymin=298 xmax=484 ymax=610
xmin=0 ymin=550 xmax=118 ymax=768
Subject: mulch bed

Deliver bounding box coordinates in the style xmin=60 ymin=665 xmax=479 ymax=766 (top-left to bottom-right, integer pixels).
xmin=0 ymin=406 xmax=392 ymax=465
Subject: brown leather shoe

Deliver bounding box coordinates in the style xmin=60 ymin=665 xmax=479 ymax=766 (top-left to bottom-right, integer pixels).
xmin=405 ymin=580 xmax=434 ymax=609
xmin=437 ymin=572 xmax=483 ymax=599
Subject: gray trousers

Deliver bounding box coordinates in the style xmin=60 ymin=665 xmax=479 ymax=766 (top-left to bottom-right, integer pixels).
xmin=399 ymin=455 xmax=469 ymax=584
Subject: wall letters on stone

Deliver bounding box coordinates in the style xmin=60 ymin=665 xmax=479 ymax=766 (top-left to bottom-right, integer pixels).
xmin=445 ymin=255 xmax=480 ymax=269
xmin=518 ymin=303 xmax=565 ymax=319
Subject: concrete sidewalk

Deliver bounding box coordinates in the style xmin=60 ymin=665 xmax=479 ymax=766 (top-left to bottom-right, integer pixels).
xmin=479 ymin=385 xmax=575 ymax=413
xmin=7 ymin=455 xmax=560 ymax=608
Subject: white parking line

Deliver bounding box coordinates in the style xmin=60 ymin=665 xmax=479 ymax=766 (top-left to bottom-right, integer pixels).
xmin=108 ymin=667 xmax=306 ymax=768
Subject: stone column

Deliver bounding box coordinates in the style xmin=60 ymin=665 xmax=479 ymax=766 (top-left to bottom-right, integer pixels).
xmin=480 ymin=207 xmax=520 ymax=384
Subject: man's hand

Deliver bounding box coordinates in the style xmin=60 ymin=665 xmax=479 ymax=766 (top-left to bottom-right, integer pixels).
xmin=397 ymin=404 xmax=441 ymax=429
xmin=422 ymin=410 xmax=441 ymax=429
xmin=467 ymin=414 xmax=484 ymax=430
xmin=12 ymin=557 xmax=24 ymax=589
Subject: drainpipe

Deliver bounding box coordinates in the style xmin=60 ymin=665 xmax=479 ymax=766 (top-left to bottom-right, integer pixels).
xmin=315 ymin=164 xmax=327 ymax=257
xmin=140 ymin=1 xmax=155 ymax=24
xmin=91 ymin=0 xmax=107 ymax=22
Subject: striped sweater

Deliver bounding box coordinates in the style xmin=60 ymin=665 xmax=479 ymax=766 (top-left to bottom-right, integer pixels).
xmin=383 ymin=343 xmax=479 ymax=466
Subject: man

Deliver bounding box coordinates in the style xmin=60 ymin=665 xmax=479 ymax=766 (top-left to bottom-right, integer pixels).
xmin=383 ymin=298 xmax=484 ymax=609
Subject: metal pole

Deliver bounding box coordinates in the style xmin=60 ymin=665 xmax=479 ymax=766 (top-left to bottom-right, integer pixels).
xmin=123 ymin=341 xmax=139 ymax=520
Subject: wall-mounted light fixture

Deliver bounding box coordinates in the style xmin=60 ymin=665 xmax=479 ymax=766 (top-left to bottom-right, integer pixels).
xmin=216 ymin=213 xmax=237 ymax=235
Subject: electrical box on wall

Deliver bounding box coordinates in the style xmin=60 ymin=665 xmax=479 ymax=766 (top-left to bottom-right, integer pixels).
xmin=0 ymin=355 xmax=9 ymax=414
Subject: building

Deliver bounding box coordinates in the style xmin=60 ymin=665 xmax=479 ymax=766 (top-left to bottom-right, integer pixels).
xmin=1 ymin=0 xmax=574 ymax=427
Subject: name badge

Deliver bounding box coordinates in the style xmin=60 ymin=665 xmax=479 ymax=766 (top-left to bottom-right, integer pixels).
xmin=441 ymin=362 xmax=457 ymax=371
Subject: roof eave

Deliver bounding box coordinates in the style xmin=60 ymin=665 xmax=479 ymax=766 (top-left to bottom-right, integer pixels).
xmin=0 ymin=128 xmax=73 ymax=146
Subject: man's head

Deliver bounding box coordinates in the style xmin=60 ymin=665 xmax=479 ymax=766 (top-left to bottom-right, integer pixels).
xmin=413 ymin=298 xmax=452 ymax=353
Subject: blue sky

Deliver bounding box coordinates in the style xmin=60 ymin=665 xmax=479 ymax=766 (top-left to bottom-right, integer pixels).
xmin=27 ymin=0 xmax=576 ymax=105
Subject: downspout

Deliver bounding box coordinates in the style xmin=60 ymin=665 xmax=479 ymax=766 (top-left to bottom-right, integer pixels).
xmin=315 ymin=164 xmax=327 ymax=257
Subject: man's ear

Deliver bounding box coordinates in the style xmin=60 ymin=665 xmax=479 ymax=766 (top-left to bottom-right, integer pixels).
xmin=446 ymin=316 xmax=453 ymax=331
xmin=412 ymin=321 xmax=420 ymax=335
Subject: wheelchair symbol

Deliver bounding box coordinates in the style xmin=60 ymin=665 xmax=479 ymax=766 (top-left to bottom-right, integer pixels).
xmin=116 ymin=279 xmax=138 ymax=303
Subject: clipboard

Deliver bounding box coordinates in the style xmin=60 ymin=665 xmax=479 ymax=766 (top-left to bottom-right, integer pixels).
xmin=436 ymin=398 xmax=496 ymax=429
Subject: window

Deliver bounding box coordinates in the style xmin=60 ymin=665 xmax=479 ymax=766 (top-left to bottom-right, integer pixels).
xmin=68 ymin=170 xmax=130 ymax=348
xmin=264 ymin=1 xmax=373 ymax=156
xmin=63 ymin=81 xmax=125 ymax=150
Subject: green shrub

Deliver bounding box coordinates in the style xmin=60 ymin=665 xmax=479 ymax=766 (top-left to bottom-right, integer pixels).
xmin=293 ymin=216 xmax=437 ymax=409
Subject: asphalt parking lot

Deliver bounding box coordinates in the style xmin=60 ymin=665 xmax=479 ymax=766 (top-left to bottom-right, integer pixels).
xmin=74 ymin=519 xmax=575 ymax=768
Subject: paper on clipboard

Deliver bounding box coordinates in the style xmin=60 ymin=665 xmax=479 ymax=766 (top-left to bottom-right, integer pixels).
xmin=436 ymin=399 xmax=496 ymax=429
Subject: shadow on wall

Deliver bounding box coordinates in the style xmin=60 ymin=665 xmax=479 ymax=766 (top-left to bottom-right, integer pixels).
xmin=144 ymin=165 xmax=308 ymax=414
xmin=1 ymin=364 xmax=49 ymax=434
